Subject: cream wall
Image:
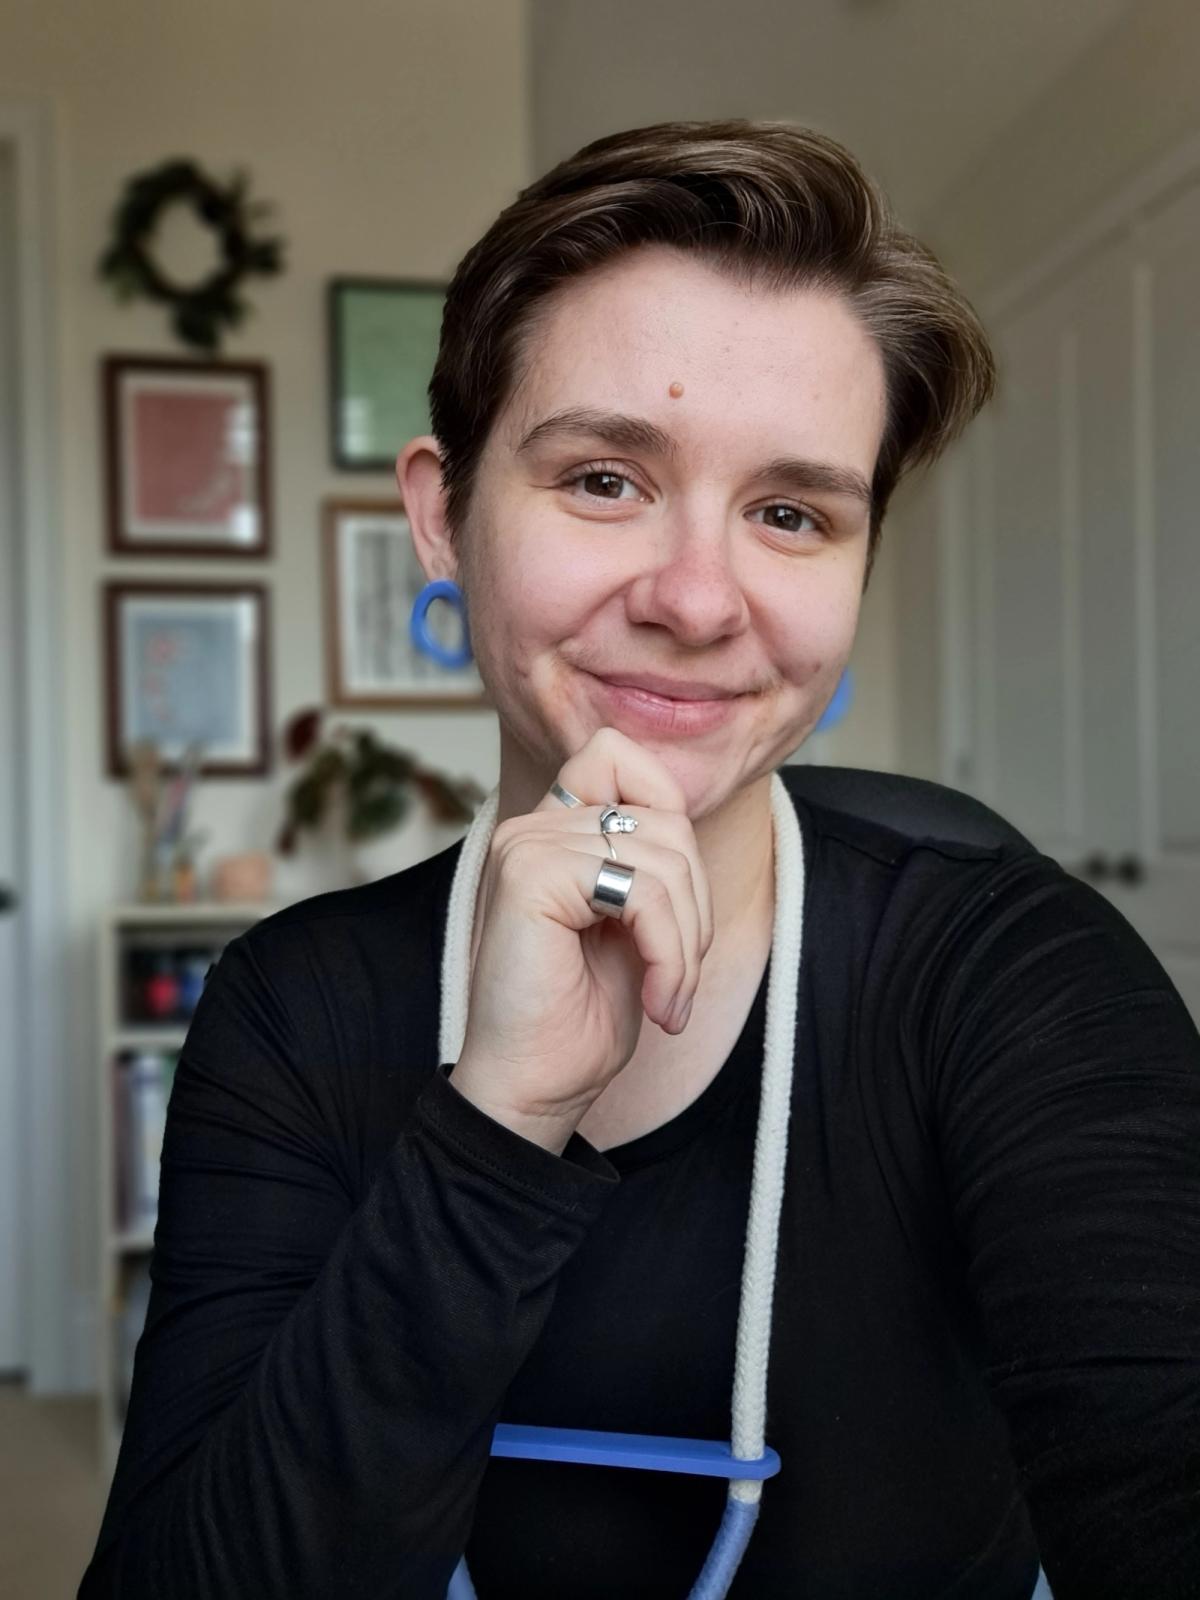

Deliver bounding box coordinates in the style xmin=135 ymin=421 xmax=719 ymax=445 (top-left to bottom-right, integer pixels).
xmin=921 ymin=0 xmax=1200 ymax=303
xmin=2 ymin=0 xmax=530 ymax=1384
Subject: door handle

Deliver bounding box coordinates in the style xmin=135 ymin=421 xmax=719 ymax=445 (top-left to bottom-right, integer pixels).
xmin=1113 ymin=853 xmax=1145 ymax=886
xmin=0 ymin=882 xmax=17 ymax=914
xmin=1070 ymin=852 xmax=1146 ymax=886
xmin=1075 ymin=852 xmax=1111 ymax=882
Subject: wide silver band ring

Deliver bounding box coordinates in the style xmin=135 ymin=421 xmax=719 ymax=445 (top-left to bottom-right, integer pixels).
xmin=590 ymin=860 xmax=636 ymax=918
xmin=598 ymin=803 xmax=638 ymax=860
xmin=550 ymin=780 xmax=584 ymax=809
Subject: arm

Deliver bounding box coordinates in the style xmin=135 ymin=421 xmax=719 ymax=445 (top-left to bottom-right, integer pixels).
xmin=925 ymin=851 xmax=1200 ymax=1600
xmin=80 ymin=925 xmax=617 ymax=1599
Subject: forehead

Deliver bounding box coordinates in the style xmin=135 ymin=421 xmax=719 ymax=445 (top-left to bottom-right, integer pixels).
xmin=500 ymin=245 xmax=887 ymax=468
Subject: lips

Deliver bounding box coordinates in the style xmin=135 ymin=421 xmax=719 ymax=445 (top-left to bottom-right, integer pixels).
xmin=589 ymin=671 xmax=746 ymax=702
xmin=584 ymin=671 xmax=747 ymax=737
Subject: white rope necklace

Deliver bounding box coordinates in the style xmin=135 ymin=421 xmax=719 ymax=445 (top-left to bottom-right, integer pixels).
xmin=440 ymin=772 xmax=806 ymax=1599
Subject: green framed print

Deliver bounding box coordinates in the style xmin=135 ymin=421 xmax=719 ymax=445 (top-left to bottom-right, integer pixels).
xmin=328 ymin=277 xmax=445 ymax=471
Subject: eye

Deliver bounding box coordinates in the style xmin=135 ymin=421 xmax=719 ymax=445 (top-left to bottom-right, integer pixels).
xmin=750 ymin=503 xmax=828 ymax=536
xmin=557 ymin=462 xmax=648 ymax=503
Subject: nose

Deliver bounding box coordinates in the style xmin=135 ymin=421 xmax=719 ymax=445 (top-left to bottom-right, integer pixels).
xmin=623 ymin=519 xmax=750 ymax=647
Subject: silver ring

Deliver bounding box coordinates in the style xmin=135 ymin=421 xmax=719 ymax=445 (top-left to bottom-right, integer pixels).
xmin=599 ymin=803 xmax=638 ymax=860
xmin=550 ymin=780 xmax=584 ymax=809
xmin=590 ymin=860 xmax=636 ymax=918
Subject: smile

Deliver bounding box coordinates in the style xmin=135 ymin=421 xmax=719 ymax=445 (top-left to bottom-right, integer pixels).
xmin=584 ymin=672 xmax=747 ymax=736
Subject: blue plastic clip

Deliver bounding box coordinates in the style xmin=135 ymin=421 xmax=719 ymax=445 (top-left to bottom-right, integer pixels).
xmin=490 ymin=1423 xmax=781 ymax=1480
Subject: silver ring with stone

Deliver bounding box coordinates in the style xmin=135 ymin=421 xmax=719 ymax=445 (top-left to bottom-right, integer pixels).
xmin=590 ymin=860 xmax=636 ymax=918
xmin=550 ymin=780 xmax=584 ymax=809
xmin=599 ymin=803 xmax=638 ymax=860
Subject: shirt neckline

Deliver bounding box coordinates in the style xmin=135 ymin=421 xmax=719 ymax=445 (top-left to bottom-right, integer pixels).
xmin=591 ymin=951 xmax=772 ymax=1174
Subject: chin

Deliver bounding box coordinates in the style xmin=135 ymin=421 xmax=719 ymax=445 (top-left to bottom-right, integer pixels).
xmin=631 ymin=744 xmax=752 ymax=821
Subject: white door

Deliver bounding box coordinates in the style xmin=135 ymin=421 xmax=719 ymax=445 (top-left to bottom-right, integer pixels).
xmin=0 ymin=139 xmax=25 ymax=1371
xmin=959 ymin=178 xmax=1200 ymax=1023
xmin=1103 ymin=180 xmax=1200 ymax=1015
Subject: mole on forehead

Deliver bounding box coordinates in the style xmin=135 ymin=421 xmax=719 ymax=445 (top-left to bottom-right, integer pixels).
xmin=668 ymin=381 xmax=684 ymax=398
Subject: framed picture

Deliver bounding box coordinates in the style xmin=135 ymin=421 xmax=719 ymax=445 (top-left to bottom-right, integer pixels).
xmin=103 ymin=581 xmax=272 ymax=777
xmin=103 ymin=354 xmax=272 ymax=557
xmin=322 ymin=498 xmax=486 ymax=708
xmin=328 ymin=278 xmax=444 ymax=470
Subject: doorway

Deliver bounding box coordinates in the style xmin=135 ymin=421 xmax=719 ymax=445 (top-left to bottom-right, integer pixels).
xmin=0 ymin=137 xmax=26 ymax=1373
xmin=0 ymin=100 xmax=72 ymax=1394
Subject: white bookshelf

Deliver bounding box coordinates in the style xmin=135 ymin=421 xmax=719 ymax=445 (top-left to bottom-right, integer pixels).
xmin=97 ymin=901 xmax=281 ymax=1477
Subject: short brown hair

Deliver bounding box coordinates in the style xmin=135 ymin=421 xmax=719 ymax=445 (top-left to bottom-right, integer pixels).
xmin=429 ymin=118 xmax=995 ymax=587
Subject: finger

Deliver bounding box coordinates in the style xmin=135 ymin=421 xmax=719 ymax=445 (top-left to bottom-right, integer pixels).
xmin=498 ymin=815 xmax=707 ymax=1006
xmin=532 ymin=783 xmax=713 ymax=955
xmin=592 ymin=805 xmax=713 ymax=956
xmin=534 ymin=726 xmax=688 ymax=816
xmin=510 ymin=838 xmax=687 ymax=1030
xmin=561 ymin=836 xmax=702 ymax=1020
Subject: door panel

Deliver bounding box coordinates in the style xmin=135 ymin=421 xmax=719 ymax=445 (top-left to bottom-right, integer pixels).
xmin=955 ymin=182 xmax=1200 ymax=1025
xmin=0 ymin=141 xmax=23 ymax=1369
xmin=986 ymin=292 xmax=1072 ymax=852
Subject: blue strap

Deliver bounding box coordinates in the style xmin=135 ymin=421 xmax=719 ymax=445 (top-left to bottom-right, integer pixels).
xmin=445 ymin=1427 xmax=780 ymax=1599
xmin=490 ymin=1422 xmax=780 ymax=1480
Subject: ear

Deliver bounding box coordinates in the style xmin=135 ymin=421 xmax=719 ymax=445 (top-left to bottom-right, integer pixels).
xmin=395 ymin=435 xmax=459 ymax=584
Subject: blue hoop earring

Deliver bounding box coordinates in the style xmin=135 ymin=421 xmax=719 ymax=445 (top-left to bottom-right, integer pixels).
xmin=814 ymin=666 xmax=853 ymax=733
xmin=410 ymin=578 xmax=473 ymax=669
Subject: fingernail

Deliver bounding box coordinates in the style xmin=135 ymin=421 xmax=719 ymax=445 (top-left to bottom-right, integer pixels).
xmin=677 ymin=997 xmax=693 ymax=1029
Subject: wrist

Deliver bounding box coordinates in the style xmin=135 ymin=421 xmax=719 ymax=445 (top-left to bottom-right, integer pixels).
xmin=448 ymin=1062 xmax=586 ymax=1156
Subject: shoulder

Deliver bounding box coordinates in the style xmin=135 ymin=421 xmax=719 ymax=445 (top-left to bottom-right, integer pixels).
xmin=777 ymin=764 xmax=1131 ymax=1008
xmin=778 ymin=763 xmax=1036 ymax=869
xmin=205 ymin=837 xmax=465 ymax=1049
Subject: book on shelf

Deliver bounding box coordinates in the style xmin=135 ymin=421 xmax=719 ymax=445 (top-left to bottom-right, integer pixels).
xmin=113 ymin=1050 xmax=179 ymax=1234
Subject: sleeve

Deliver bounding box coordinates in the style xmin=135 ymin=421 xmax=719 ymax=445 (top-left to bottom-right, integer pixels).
xmin=78 ymin=927 xmax=618 ymax=1600
xmin=926 ymin=851 xmax=1200 ymax=1600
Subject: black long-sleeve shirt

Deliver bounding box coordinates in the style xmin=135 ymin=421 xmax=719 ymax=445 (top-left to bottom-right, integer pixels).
xmin=79 ymin=784 xmax=1200 ymax=1599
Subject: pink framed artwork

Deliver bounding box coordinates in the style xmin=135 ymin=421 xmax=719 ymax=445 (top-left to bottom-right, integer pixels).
xmin=103 ymin=355 xmax=272 ymax=557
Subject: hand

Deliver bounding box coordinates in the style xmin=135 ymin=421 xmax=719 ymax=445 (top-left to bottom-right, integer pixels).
xmin=451 ymin=728 xmax=714 ymax=1151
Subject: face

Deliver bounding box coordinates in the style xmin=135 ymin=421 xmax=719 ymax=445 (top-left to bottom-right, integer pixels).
xmin=410 ymin=244 xmax=887 ymax=822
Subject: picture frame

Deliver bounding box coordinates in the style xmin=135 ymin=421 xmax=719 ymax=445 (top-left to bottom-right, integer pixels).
xmin=103 ymin=354 xmax=272 ymax=557
xmin=322 ymin=498 xmax=487 ymax=709
xmin=103 ymin=581 xmax=272 ymax=777
xmin=328 ymin=277 xmax=445 ymax=471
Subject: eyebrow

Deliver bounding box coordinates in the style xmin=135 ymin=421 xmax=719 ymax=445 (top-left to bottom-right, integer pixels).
xmin=515 ymin=406 xmax=873 ymax=507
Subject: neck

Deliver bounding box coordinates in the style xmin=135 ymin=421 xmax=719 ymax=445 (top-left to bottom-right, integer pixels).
xmin=492 ymin=746 xmax=777 ymax=959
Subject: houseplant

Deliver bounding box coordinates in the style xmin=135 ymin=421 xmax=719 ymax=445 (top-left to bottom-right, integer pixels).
xmin=275 ymin=707 xmax=484 ymax=884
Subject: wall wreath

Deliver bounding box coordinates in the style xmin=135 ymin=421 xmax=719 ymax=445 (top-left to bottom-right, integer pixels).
xmin=97 ymin=158 xmax=286 ymax=353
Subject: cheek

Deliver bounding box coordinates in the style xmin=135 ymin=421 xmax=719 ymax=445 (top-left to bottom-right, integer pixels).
xmin=466 ymin=548 xmax=579 ymax=678
xmin=762 ymin=593 xmax=857 ymax=691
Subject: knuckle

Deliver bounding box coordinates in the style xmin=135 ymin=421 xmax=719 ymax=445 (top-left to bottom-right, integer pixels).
xmin=643 ymin=873 xmax=672 ymax=909
xmin=496 ymin=834 xmax=540 ymax=881
xmin=490 ymin=816 xmax=523 ymax=852
xmin=662 ymin=845 xmax=692 ymax=883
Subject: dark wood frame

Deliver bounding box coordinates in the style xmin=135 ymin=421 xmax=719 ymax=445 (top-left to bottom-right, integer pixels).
xmin=102 ymin=354 xmax=273 ymax=557
xmin=103 ymin=580 xmax=273 ymax=778
xmin=327 ymin=277 xmax=445 ymax=471
xmin=322 ymin=498 xmax=487 ymax=709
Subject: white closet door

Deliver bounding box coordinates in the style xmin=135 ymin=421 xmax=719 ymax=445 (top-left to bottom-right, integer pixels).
xmin=1071 ymin=238 xmax=1141 ymax=861
xmin=1099 ymin=179 xmax=1200 ymax=1017
xmin=963 ymin=184 xmax=1200 ymax=1021
xmin=980 ymin=279 xmax=1078 ymax=860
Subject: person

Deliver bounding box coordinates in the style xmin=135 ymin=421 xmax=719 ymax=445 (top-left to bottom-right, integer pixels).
xmin=79 ymin=120 xmax=1200 ymax=1600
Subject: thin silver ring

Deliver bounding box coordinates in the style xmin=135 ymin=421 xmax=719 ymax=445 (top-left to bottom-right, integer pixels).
xmin=599 ymin=803 xmax=638 ymax=861
xmin=590 ymin=860 xmax=636 ymax=918
xmin=550 ymin=780 xmax=584 ymax=809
